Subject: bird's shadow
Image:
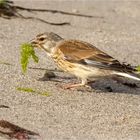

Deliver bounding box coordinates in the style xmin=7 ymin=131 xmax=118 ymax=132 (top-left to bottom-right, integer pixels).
xmin=87 ymin=79 xmax=140 ymax=95
xmin=31 ymin=67 xmax=140 ymax=95
xmin=39 ymin=75 xmax=140 ymax=95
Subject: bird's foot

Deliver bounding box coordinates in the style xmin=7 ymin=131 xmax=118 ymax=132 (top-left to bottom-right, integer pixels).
xmin=65 ymin=83 xmax=85 ymax=89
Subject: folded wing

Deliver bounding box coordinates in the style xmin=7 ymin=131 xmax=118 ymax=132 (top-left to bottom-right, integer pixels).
xmin=57 ymin=40 xmax=135 ymax=73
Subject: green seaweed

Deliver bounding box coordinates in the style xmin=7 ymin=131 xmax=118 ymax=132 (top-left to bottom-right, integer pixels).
xmin=16 ymin=87 xmax=51 ymax=97
xmin=20 ymin=43 xmax=39 ymax=73
xmin=0 ymin=0 xmax=13 ymax=6
xmin=17 ymin=87 xmax=36 ymax=93
xmin=0 ymin=0 xmax=6 ymax=6
xmin=41 ymin=92 xmax=50 ymax=96
xmin=136 ymin=65 xmax=140 ymax=73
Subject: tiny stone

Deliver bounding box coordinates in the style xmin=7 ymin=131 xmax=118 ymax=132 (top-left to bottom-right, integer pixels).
xmin=105 ymin=86 xmax=113 ymax=92
xmin=72 ymin=9 xmax=79 ymax=13
xmin=39 ymin=70 xmax=56 ymax=81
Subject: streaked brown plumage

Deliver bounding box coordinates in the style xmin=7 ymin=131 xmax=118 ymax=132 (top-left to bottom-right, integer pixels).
xmin=31 ymin=32 xmax=140 ymax=89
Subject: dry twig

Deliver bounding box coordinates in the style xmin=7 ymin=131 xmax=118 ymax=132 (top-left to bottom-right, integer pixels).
xmin=0 ymin=120 xmax=40 ymax=140
xmin=14 ymin=5 xmax=103 ymax=19
xmin=0 ymin=0 xmax=70 ymax=25
xmin=0 ymin=0 xmax=103 ymax=26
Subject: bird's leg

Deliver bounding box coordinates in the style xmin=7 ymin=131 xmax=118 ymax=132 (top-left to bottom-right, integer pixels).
xmin=63 ymin=79 xmax=87 ymax=89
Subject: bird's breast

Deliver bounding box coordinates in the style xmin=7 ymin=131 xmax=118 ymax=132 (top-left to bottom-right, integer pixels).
xmin=52 ymin=53 xmax=75 ymax=72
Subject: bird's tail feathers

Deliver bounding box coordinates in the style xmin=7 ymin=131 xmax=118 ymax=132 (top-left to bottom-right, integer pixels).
xmin=114 ymin=72 xmax=140 ymax=81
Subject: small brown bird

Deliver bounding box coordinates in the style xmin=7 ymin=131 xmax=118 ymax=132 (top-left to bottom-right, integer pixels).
xmin=31 ymin=32 xmax=140 ymax=89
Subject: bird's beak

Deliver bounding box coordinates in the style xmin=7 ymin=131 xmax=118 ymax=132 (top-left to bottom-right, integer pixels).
xmin=30 ymin=38 xmax=46 ymax=51
xmin=30 ymin=39 xmax=39 ymax=47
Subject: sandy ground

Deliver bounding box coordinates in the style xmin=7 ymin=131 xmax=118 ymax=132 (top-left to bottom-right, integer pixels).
xmin=0 ymin=0 xmax=140 ymax=140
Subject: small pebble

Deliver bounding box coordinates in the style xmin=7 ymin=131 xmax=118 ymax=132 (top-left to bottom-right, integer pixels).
xmin=105 ymin=86 xmax=113 ymax=92
xmin=72 ymin=9 xmax=79 ymax=13
xmin=39 ymin=70 xmax=56 ymax=81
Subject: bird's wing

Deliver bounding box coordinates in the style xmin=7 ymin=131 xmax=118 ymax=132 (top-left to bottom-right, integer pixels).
xmin=56 ymin=40 xmax=134 ymax=72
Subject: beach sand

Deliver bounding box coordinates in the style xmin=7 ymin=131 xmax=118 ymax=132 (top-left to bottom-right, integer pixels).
xmin=0 ymin=0 xmax=140 ymax=139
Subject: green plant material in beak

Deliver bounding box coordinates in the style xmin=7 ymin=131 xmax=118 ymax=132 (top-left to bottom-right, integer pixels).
xmin=20 ymin=43 xmax=39 ymax=73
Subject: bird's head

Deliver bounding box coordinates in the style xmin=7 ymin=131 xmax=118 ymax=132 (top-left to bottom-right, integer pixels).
xmin=31 ymin=32 xmax=63 ymax=54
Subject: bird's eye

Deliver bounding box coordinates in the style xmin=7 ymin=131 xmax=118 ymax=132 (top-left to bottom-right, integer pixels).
xmin=39 ymin=37 xmax=45 ymax=41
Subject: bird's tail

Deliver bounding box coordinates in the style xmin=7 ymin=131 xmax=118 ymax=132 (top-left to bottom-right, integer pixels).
xmin=114 ymin=72 xmax=140 ymax=81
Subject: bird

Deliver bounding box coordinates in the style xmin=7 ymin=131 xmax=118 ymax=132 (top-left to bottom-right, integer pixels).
xmin=30 ymin=32 xmax=140 ymax=89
